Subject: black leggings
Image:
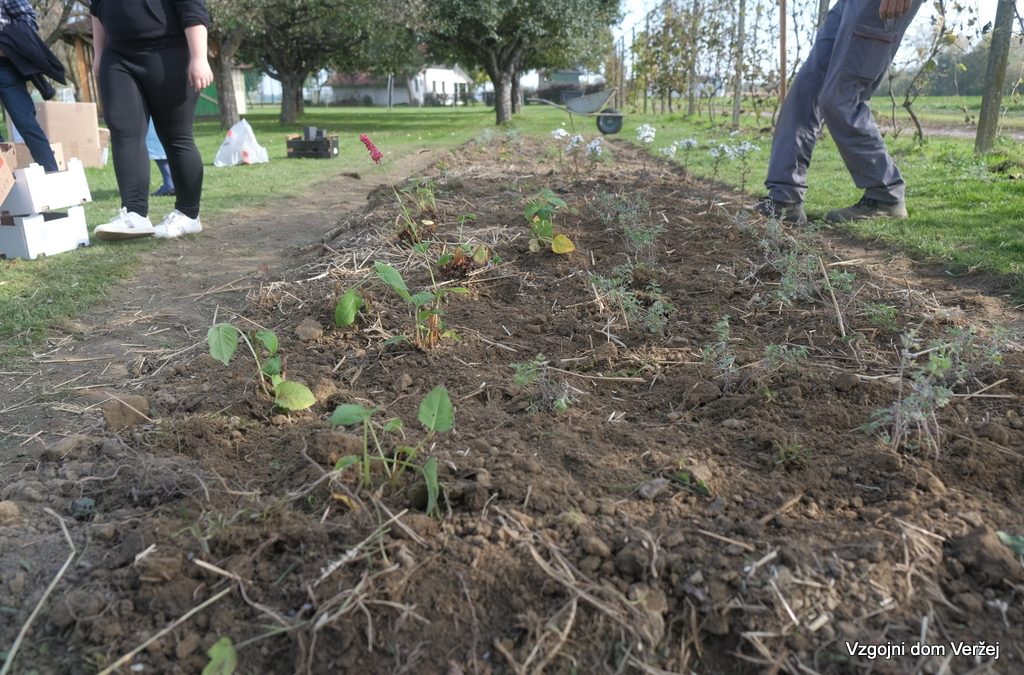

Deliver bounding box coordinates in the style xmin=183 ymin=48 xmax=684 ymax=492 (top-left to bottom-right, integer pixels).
xmin=99 ymin=45 xmax=202 ymax=219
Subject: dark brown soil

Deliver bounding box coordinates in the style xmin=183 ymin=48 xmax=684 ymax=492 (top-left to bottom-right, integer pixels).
xmin=1 ymin=134 xmax=1022 ymax=675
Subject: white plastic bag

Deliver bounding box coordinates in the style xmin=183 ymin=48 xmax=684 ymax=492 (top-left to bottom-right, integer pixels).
xmin=213 ymin=119 xmax=269 ymax=167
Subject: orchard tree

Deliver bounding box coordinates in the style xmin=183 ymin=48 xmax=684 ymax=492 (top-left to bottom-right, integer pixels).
xmin=422 ymin=0 xmax=620 ymax=125
xmin=208 ymin=0 xmax=262 ymax=129
xmin=242 ymin=0 xmax=403 ymax=123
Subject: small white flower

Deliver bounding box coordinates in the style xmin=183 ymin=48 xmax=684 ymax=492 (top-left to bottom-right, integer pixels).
xmin=709 ymin=147 xmax=721 ymax=159
xmin=586 ymin=138 xmax=603 ymax=158
xmin=660 ymin=145 xmax=677 ymax=158
xmin=734 ymin=140 xmax=760 ymax=156
xmin=636 ymin=124 xmax=656 ymax=144
xmin=677 ymin=138 xmax=698 ymax=150
xmin=551 ymin=128 xmax=570 ymax=140
xmin=729 ymin=130 xmax=741 ymax=137
xmin=565 ymin=134 xmax=584 ymax=153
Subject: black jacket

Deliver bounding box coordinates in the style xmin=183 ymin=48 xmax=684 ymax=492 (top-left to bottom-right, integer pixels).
xmin=0 ymin=22 xmax=66 ymax=100
xmin=91 ymin=0 xmax=210 ymax=51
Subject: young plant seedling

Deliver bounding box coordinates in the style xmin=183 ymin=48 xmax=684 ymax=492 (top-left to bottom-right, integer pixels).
xmin=437 ymin=243 xmax=490 ymax=280
xmin=375 ymin=262 xmax=466 ymax=349
xmin=207 ymin=323 xmax=316 ymax=411
xmin=525 ymin=189 xmax=575 ymax=254
xmin=329 ymin=385 xmax=454 ymax=516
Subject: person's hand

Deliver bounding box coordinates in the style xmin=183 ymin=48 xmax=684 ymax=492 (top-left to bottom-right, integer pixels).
xmin=189 ymin=57 xmax=214 ymax=92
xmin=879 ymin=0 xmax=912 ymax=19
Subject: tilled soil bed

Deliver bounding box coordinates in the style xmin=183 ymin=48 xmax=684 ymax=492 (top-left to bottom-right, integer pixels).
xmin=2 ymin=133 xmax=1023 ymax=675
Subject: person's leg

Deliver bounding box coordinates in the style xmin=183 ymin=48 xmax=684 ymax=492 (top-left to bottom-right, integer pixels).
xmin=98 ymin=50 xmax=151 ymax=216
xmin=819 ymin=0 xmax=923 ymax=215
xmin=153 ymin=159 xmax=175 ymax=194
xmin=145 ymin=46 xmax=202 ymax=220
xmin=763 ymin=1 xmax=845 ymax=206
xmin=0 ymin=60 xmax=58 ymax=172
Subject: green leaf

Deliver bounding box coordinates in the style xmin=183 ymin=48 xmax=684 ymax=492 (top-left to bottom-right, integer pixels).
xmin=375 ymin=262 xmax=411 ymax=300
xmin=533 ymin=219 xmax=554 ymax=240
xmin=207 ymin=324 xmax=239 ymax=366
xmin=418 ymin=385 xmax=454 ymax=432
xmin=202 ymin=637 xmax=237 ymax=675
xmin=413 ymin=242 xmax=431 ymax=254
xmin=335 ymin=288 xmax=363 ymax=328
xmin=437 ymin=253 xmax=454 ymax=267
xmin=383 ymin=335 xmax=410 ymax=346
xmin=261 ymin=355 xmax=282 ymax=377
xmin=274 ymin=380 xmax=316 ymax=411
xmin=329 ymin=404 xmax=372 ymax=427
xmin=383 ymin=418 xmax=403 ymax=433
xmin=270 ymin=374 xmax=284 ymax=388
xmin=423 ymin=457 xmax=439 ymax=516
xmin=334 ymin=455 xmax=361 ymax=472
xmin=254 ymin=330 xmax=278 ymax=356
xmin=997 ymin=531 xmax=1024 ymax=556
xmin=411 ymin=291 xmax=435 ymax=308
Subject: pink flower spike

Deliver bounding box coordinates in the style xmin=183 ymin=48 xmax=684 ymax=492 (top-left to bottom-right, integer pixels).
xmin=360 ymin=134 xmax=383 ymax=164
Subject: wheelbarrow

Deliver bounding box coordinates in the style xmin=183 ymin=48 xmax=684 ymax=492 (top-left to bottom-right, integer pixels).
xmin=528 ymin=89 xmax=624 ymax=135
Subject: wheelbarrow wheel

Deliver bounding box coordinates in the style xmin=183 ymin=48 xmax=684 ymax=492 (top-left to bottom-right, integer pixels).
xmin=596 ymin=109 xmax=623 ymax=135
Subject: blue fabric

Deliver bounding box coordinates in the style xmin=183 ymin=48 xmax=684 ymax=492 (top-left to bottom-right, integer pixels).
xmin=0 ymin=60 xmax=56 ymax=171
xmin=765 ymin=0 xmax=923 ymax=205
xmin=0 ymin=0 xmax=38 ymax=32
xmin=146 ymin=119 xmax=167 ymax=160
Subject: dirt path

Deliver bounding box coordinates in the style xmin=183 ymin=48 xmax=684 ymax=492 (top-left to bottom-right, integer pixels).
xmin=0 ymin=154 xmax=436 ymax=451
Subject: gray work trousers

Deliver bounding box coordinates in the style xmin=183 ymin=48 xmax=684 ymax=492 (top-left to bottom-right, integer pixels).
xmin=765 ymin=0 xmax=922 ymax=205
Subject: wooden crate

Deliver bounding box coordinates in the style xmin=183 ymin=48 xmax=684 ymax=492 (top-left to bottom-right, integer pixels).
xmin=286 ymin=135 xmax=339 ymax=159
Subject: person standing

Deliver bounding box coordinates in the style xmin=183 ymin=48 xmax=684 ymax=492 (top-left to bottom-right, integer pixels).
xmin=147 ymin=119 xmax=175 ymax=196
xmin=91 ymin=0 xmax=213 ymax=240
xmin=0 ymin=0 xmax=59 ymax=173
xmin=755 ymin=0 xmax=923 ymax=224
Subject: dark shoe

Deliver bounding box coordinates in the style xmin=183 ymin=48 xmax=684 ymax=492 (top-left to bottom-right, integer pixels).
xmin=151 ymin=185 xmax=176 ymax=197
xmin=752 ymin=196 xmax=807 ymax=224
xmin=825 ymin=197 xmax=907 ymax=223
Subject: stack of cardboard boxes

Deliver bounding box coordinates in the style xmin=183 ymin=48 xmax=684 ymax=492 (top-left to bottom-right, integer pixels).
xmin=0 ymin=102 xmax=103 ymax=260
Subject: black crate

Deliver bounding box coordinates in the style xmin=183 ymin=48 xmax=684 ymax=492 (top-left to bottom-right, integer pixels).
xmin=286 ymin=134 xmax=339 ymax=159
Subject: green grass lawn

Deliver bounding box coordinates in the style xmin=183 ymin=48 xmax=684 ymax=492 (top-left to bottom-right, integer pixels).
xmin=0 ymin=106 xmax=495 ymax=350
xmin=510 ymin=102 xmax=1024 ymax=291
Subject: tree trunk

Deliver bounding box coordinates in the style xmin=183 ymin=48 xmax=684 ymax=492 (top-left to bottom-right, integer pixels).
xmin=511 ymin=70 xmax=522 ymax=115
xmin=492 ymin=70 xmax=513 ymax=125
xmin=731 ymin=0 xmax=746 ymax=127
xmin=211 ymin=46 xmax=239 ymax=129
xmin=279 ymin=73 xmax=303 ymax=123
xmin=975 ymin=0 xmax=1014 ymax=153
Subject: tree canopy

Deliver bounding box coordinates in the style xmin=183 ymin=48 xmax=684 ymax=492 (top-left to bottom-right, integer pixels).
xmin=421 ymin=0 xmax=621 ymax=124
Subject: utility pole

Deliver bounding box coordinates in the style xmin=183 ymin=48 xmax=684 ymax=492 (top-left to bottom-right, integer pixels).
xmin=975 ymin=0 xmax=1014 ymax=153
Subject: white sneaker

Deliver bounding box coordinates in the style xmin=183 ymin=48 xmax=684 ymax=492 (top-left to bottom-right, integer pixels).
xmin=153 ymin=209 xmax=203 ymax=238
xmin=93 ymin=208 xmax=155 ymax=240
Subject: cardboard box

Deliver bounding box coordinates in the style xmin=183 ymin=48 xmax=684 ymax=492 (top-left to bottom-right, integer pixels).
xmin=0 ymin=158 xmax=92 ymax=215
xmin=0 ymin=145 xmax=15 ymax=204
xmin=10 ymin=142 xmax=66 ymax=171
xmin=7 ymin=102 xmax=103 ymax=168
xmin=0 ymin=205 xmax=89 ymax=260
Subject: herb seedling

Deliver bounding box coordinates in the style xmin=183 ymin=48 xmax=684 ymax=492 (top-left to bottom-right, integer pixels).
xmin=360 ymin=134 xmax=432 ymax=244
xmin=701 ymin=315 xmax=739 ymax=388
xmin=329 ymin=385 xmax=453 ymax=515
xmin=525 ymin=189 xmax=575 ymax=254
xmin=375 ymin=262 xmax=466 ymax=349
xmin=207 ymin=323 xmax=316 ymax=411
